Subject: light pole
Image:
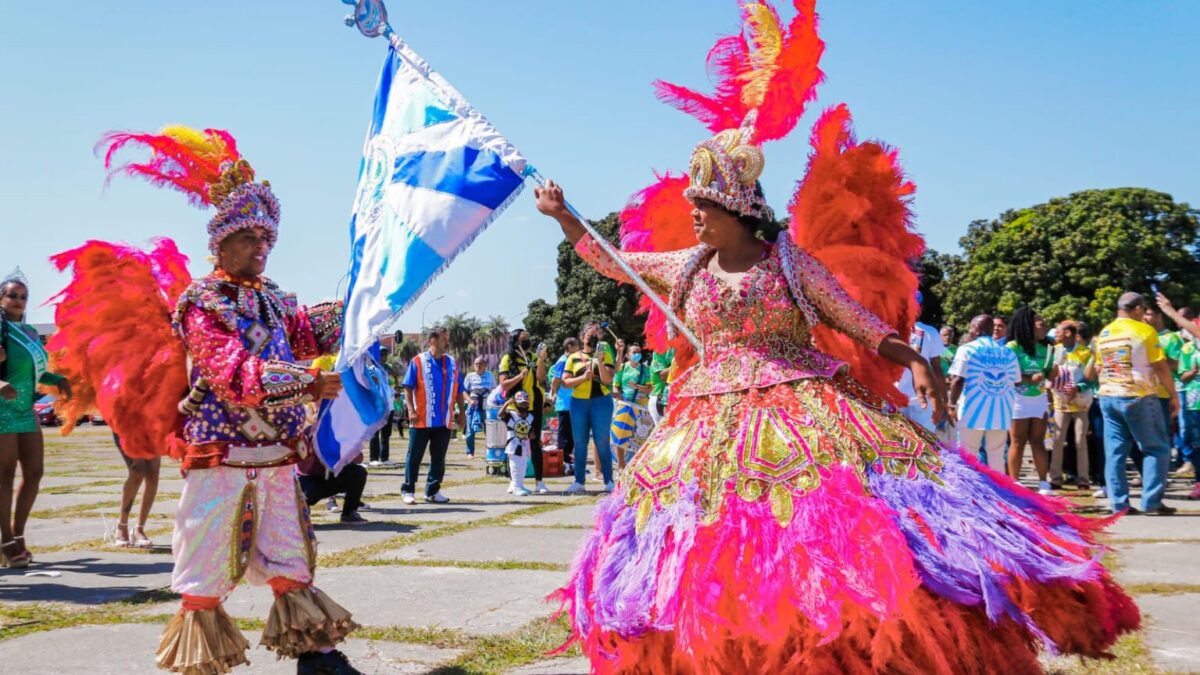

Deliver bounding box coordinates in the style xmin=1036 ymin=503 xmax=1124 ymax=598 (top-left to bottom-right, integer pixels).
xmin=421 ymin=295 xmax=446 ymax=333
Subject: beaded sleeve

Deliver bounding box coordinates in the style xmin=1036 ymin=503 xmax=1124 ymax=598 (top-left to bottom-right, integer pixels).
xmin=182 ymin=306 xmax=319 ymax=409
xmin=788 ymin=243 xmax=896 ymax=350
xmin=573 ymin=235 xmax=691 ymax=297
xmin=287 ymin=301 xmax=344 ymax=361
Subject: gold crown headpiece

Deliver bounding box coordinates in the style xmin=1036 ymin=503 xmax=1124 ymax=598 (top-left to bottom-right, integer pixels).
xmin=682 ymin=111 xmax=772 ymax=220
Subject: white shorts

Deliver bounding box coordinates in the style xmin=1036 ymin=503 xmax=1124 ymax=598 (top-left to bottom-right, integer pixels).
xmin=1012 ymin=394 xmax=1049 ymax=420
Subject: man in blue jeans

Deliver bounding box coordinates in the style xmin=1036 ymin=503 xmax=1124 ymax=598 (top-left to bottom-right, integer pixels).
xmin=561 ymin=324 xmax=617 ymax=493
xmin=400 ymin=326 xmax=463 ymax=505
xmin=1088 ymin=293 xmax=1178 ymax=516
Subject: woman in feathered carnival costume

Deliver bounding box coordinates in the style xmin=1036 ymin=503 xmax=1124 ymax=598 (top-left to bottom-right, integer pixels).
xmin=47 ymin=126 xmax=361 ymax=674
xmin=533 ymin=2 xmax=1139 ymax=672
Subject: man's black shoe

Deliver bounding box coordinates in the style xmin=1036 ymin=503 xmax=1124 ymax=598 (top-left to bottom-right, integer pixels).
xmin=340 ymin=511 xmax=367 ymax=525
xmin=297 ymin=649 xmax=361 ymax=675
xmin=1142 ymin=505 xmax=1178 ymax=516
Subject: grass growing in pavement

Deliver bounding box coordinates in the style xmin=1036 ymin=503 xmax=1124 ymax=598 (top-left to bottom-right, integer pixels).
xmin=426 ymin=614 xmax=580 ymax=675
xmin=1124 ymin=582 xmax=1200 ymax=596
xmin=318 ymin=499 xmax=591 ymax=568
xmin=354 ymin=624 xmax=476 ymax=650
xmin=1042 ymin=633 xmax=1159 ymax=674
xmin=361 ymin=558 xmax=568 ymax=572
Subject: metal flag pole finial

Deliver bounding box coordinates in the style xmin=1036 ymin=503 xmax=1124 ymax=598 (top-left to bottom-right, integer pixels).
xmin=343 ymin=0 xmax=391 ymax=39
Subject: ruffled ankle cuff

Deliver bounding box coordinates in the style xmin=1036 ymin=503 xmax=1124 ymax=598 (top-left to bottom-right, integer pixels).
xmin=156 ymin=604 xmax=251 ymax=674
xmin=260 ymin=585 xmax=358 ymax=658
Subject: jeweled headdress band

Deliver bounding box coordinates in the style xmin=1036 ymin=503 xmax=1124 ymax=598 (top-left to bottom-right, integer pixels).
xmin=682 ymin=111 xmax=773 ymax=221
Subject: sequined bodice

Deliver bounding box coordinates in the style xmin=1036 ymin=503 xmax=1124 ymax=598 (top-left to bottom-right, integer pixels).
xmin=573 ymin=235 xmax=894 ymax=399
xmin=674 ymin=249 xmax=847 ymax=397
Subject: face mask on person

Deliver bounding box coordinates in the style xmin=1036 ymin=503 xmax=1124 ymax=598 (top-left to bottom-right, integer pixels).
xmin=519 ymin=338 xmax=531 ymax=351
xmin=629 ymin=352 xmax=642 ymax=363
xmin=586 ymin=335 xmax=599 ymax=349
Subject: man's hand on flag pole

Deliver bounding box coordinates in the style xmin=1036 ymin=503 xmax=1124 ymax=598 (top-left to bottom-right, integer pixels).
xmin=316 ymin=371 xmax=345 ymax=400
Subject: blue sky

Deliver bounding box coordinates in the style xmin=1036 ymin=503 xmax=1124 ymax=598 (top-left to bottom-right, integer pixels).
xmin=3 ymin=1 xmax=1197 ymax=328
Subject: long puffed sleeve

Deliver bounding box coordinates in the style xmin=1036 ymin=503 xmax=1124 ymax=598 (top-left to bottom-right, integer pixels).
xmin=573 ymin=235 xmax=693 ymax=297
xmin=183 ymin=306 xmax=319 ymax=409
xmin=791 ymin=246 xmax=896 ymax=351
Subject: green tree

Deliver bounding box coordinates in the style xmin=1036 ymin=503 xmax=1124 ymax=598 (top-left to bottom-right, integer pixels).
xmin=441 ymin=312 xmax=481 ymax=364
xmin=941 ymin=188 xmax=1200 ymax=330
xmin=524 ymin=213 xmax=648 ymax=350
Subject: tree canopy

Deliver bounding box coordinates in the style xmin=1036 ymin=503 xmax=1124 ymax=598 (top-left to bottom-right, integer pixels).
xmin=523 ymin=213 xmax=647 ymax=351
xmin=936 ymin=188 xmax=1200 ymax=330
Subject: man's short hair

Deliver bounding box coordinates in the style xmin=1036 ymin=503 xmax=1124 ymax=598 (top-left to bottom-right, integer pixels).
xmin=563 ymin=337 xmax=580 ymax=351
xmin=1118 ymin=292 xmax=1146 ymax=312
xmin=473 ymin=355 xmax=486 ymax=364
xmin=425 ymin=325 xmax=447 ymax=342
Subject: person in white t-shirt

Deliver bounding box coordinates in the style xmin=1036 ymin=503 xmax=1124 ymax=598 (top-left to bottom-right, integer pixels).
xmin=898 ymin=297 xmax=946 ymax=432
xmin=948 ymin=314 xmax=1022 ymax=471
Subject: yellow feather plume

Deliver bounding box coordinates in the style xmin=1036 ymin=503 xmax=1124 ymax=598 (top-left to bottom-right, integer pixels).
xmin=160 ymin=125 xmax=232 ymax=164
xmin=739 ymin=2 xmax=783 ymax=108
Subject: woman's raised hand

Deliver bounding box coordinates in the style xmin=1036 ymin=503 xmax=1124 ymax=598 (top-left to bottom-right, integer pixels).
xmin=533 ymin=179 xmax=569 ymax=219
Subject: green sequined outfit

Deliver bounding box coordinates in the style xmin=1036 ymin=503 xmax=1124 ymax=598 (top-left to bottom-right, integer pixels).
xmin=0 ymin=321 xmax=64 ymax=434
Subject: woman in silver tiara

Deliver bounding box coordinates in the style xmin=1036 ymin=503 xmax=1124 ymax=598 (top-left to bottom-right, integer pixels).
xmin=0 ymin=269 xmax=70 ymax=567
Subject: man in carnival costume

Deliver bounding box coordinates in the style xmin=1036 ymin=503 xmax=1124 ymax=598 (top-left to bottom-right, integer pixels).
xmin=54 ymin=127 xmax=360 ymax=674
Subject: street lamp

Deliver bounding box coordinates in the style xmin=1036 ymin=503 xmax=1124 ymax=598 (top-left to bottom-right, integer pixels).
xmin=421 ymin=295 xmax=446 ymax=333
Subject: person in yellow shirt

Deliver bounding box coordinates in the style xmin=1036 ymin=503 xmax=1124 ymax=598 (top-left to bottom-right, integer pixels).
xmin=1087 ymin=292 xmax=1178 ymax=516
xmin=561 ymin=322 xmax=616 ymax=494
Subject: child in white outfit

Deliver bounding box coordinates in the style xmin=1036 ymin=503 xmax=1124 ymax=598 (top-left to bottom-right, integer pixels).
xmin=501 ymin=391 xmax=535 ymax=497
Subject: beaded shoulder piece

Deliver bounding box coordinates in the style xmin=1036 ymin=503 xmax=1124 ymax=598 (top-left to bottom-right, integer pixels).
xmin=173 ymin=274 xmax=295 ymax=335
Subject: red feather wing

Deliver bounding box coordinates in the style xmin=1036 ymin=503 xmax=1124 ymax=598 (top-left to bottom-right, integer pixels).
xmin=790 ymin=105 xmax=924 ymax=404
xmin=47 ymin=239 xmax=191 ymax=460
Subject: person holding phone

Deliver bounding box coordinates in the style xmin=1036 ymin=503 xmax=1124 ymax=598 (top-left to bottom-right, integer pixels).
xmin=561 ymin=322 xmax=616 ymax=493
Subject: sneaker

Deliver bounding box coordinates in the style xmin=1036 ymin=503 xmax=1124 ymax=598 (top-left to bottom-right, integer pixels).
xmin=603 ymin=481 xmax=615 ymax=493
xmin=1091 ymin=487 xmax=1107 ymax=499
xmin=359 ymin=502 xmax=372 ymax=511
xmin=401 ymin=492 xmax=417 ymax=505
xmin=1037 ymin=481 xmax=1054 ymax=496
xmin=425 ymin=492 xmax=450 ymax=504
xmin=326 ymin=497 xmax=341 ymax=513
xmin=564 ymin=462 xmax=573 ymax=475
xmin=1114 ymin=506 xmax=1141 ymax=516
xmin=1188 ymin=483 xmax=1200 ymax=500
xmin=512 ymin=487 xmax=531 ymax=497
xmin=368 ymin=460 xmax=382 ymax=468
xmin=1173 ymin=461 xmax=1196 ymax=478
xmin=506 ymin=482 xmax=515 ymax=494
xmin=565 ymin=482 xmax=586 ymax=495
xmin=1076 ymin=481 xmax=1091 ymax=491
xmin=1143 ymin=504 xmax=1178 ymax=516
xmin=535 ymin=481 xmax=550 ymax=494
xmin=297 ymin=648 xmax=361 ymax=675
xmin=340 ymin=510 xmax=368 ymax=524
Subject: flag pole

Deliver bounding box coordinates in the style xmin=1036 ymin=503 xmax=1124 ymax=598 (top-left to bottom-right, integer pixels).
xmin=339 ymin=0 xmax=704 ymax=355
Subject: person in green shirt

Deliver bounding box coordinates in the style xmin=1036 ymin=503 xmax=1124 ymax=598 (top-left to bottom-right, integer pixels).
xmin=610 ymin=343 xmax=654 ymax=468
xmin=1005 ymin=307 xmax=1056 ymax=494
xmin=1177 ymin=339 xmax=1200 ymax=484
xmin=0 ymin=273 xmax=70 ymax=568
xmin=648 ymin=347 xmax=675 ymax=425
xmin=562 ymin=322 xmax=616 ymax=493
xmin=939 ymin=326 xmax=957 ymax=379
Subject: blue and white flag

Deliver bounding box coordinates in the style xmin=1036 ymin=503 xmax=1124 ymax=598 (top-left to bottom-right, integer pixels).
xmin=315 ymin=39 xmax=529 ymax=473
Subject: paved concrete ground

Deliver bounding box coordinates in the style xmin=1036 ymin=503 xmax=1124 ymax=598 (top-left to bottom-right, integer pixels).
xmin=0 ymin=425 xmax=1198 ymax=673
